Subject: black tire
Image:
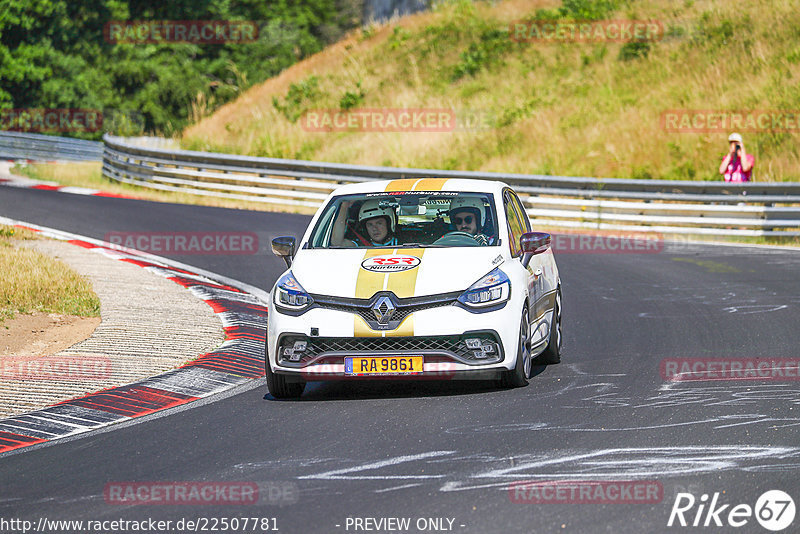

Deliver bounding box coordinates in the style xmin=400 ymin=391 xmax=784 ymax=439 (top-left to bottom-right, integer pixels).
xmin=534 ymin=288 xmax=562 ymax=365
xmin=265 ymin=350 xmax=305 ymax=399
xmin=500 ymin=305 xmax=530 ymax=388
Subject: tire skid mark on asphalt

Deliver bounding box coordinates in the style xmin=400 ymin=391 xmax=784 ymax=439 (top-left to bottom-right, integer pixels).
xmin=271 ymin=446 xmax=800 ymax=494
xmin=297 ymin=451 xmax=457 ymax=480
xmin=436 ymin=446 xmax=800 ymax=493
xmin=0 ymin=220 xmax=268 ymax=455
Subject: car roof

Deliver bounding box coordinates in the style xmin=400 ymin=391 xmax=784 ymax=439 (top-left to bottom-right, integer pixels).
xmin=329 ymin=178 xmax=509 ymax=196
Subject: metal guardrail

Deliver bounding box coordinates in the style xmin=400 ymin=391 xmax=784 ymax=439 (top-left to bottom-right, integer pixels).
xmin=4 ymin=131 xmax=796 ymax=237
xmin=102 ymin=135 xmax=800 ymax=237
xmin=101 ymin=134 xmax=793 ymax=237
xmin=0 ymin=131 xmax=103 ymax=162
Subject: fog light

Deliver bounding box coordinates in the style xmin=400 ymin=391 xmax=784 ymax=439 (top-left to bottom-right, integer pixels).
xmin=282 ymin=342 xmax=305 ymax=362
xmin=465 ymin=338 xmax=481 ymax=349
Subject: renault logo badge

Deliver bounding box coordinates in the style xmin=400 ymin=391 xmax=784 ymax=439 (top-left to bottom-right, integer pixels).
xmin=372 ymin=296 xmax=396 ymax=324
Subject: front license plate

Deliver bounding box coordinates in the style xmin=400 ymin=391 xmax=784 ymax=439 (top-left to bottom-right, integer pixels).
xmin=345 ymin=356 xmax=423 ymax=376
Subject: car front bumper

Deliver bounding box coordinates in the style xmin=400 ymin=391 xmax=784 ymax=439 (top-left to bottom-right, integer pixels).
xmin=267 ymin=300 xmax=522 ymax=380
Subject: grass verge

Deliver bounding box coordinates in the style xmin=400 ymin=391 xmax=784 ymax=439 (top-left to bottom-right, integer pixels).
xmin=183 ymin=0 xmax=800 ymax=181
xmin=0 ymin=225 xmax=101 ymax=323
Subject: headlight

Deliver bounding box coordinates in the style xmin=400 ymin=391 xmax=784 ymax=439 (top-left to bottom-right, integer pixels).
xmin=457 ymin=268 xmax=510 ymax=308
xmin=274 ymin=272 xmax=314 ymax=311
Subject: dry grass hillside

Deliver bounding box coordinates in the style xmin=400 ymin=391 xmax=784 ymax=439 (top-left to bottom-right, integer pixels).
xmin=183 ymin=0 xmax=800 ymax=181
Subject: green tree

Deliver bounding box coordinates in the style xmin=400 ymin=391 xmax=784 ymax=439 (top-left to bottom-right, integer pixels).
xmin=0 ymin=0 xmax=361 ymax=137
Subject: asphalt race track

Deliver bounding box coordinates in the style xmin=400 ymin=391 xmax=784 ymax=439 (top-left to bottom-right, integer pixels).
xmin=2 ymin=187 xmax=799 ymax=533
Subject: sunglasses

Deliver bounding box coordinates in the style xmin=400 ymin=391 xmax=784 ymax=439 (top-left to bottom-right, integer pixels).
xmin=453 ymin=215 xmax=474 ymax=225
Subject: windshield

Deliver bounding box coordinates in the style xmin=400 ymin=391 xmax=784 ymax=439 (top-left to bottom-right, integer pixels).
xmin=308 ymin=191 xmax=499 ymax=248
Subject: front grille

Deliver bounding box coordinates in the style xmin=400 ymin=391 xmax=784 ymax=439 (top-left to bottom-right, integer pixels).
xmin=278 ymin=333 xmax=502 ymax=366
xmin=311 ymin=291 xmax=461 ymax=329
xmin=355 ymin=300 xmax=452 ymax=325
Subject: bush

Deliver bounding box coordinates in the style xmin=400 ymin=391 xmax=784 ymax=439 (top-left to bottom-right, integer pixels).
xmin=631 ymin=165 xmax=654 ymax=179
xmin=618 ymin=41 xmax=651 ymax=61
xmin=339 ymin=81 xmax=365 ymax=110
xmin=694 ymin=12 xmax=751 ymax=48
xmin=388 ymin=27 xmax=410 ymax=50
xmin=272 ymin=76 xmax=322 ymax=123
xmin=559 ymin=0 xmax=618 ymax=21
xmin=452 ymin=28 xmax=514 ymax=80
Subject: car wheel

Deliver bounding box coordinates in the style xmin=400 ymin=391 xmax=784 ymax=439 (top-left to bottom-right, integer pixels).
xmin=500 ymin=305 xmax=530 ymax=388
xmin=534 ymin=288 xmax=562 ymax=365
xmin=265 ymin=347 xmax=305 ymax=399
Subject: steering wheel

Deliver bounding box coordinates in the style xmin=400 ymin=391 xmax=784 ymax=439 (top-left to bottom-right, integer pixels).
xmin=432 ymin=231 xmax=480 ymax=246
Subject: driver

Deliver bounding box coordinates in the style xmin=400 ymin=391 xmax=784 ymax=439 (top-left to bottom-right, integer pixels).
xmin=331 ymin=199 xmax=399 ymax=247
xmin=448 ymin=197 xmax=493 ymax=245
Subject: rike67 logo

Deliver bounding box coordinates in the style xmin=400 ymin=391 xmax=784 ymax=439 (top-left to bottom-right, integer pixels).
xmin=668 ymin=490 xmax=795 ymax=531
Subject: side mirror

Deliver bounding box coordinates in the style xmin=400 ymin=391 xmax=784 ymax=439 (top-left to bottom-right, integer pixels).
xmin=520 ymin=232 xmax=551 ymax=268
xmin=520 ymin=232 xmax=551 ymax=255
xmin=271 ymin=236 xmax=296 ymax=267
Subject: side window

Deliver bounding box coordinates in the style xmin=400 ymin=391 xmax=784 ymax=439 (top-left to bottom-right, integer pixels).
xmin=509 ymin=192 xmax=531 ymax=233
xmin=504 ymin=191 xmax=525 ymax=257
xmin=312 ymin=202 xmax=338 ymax=248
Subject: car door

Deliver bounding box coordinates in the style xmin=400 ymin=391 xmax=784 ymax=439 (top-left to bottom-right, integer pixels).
xmin=502 ymin=189 xmax=536 ymax=321
xmin=505 ymin=189 xmax=552 ymax=346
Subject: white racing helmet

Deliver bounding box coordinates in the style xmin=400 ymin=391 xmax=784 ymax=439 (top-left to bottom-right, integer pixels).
xmin=359 ymin=199 xmax=397 ymax=232
xmin=449 ymin=196 xmax=486 ymax=227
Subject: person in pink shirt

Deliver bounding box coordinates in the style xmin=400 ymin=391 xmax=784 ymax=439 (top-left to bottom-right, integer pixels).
xmin=719 ymin=132 xmax=754 ymax=181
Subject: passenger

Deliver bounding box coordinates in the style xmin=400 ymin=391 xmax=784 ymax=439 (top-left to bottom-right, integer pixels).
xmin=448 ymin=197 xmax=493 ymax=245
xmin=331 ymin=199 xmax=399 ymax=247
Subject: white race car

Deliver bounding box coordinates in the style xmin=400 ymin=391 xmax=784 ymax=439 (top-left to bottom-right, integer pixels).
xmin=266 ymin=178 xmax=561 ymax=398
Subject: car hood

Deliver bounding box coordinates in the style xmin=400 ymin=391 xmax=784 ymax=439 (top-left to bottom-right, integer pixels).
xmin=290 ymin=247 xmax=506 ymax=299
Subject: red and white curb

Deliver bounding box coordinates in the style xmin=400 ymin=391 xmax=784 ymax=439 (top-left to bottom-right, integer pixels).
xmin=0 ymin=164 xmax=137 ymax=199
xmin=0 ymin=217 xmax=270 ymax=455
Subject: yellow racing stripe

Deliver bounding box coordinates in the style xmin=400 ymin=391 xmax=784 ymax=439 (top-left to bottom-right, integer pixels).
xmin=412 ymin=178 xmax=448 ymax=191
xmin=354 ymin=248 xmax=389 ymax=299
xmin=383 ymin=178 xmax=449 ymax=192
xmin=385 ymin=316 xmax=413 ymax=337
xmin=354 ymin=315 xmax=374 ymax=337
xmin=353 ymin=248 xmax=426 ymax=336
xmin=385 ymin=248 xmax=425 ymax=298
xmin=350 ymin=176 xmax=447 ymax=337
xmin=384 ymin=179 xmax=417 ymax=192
